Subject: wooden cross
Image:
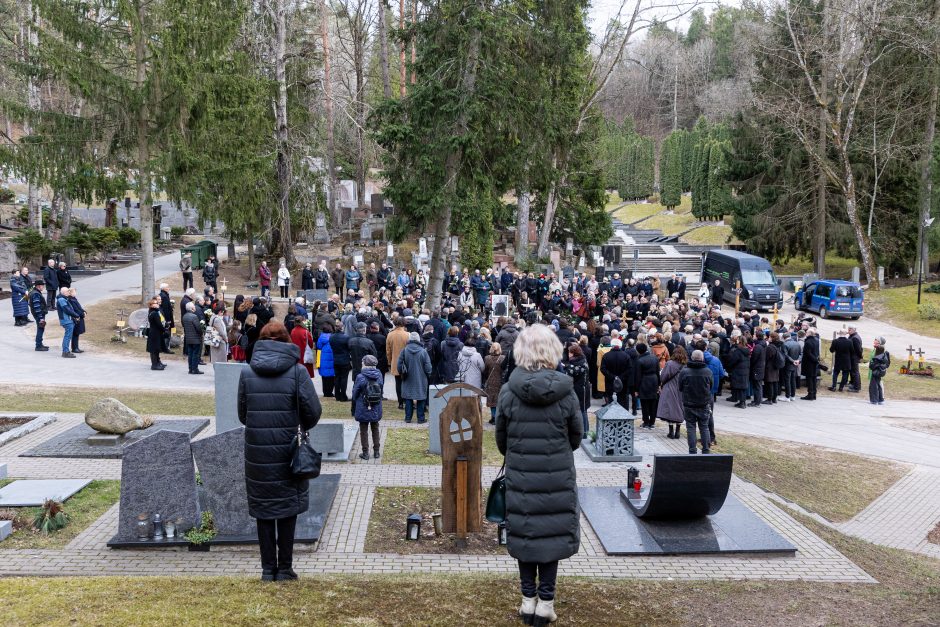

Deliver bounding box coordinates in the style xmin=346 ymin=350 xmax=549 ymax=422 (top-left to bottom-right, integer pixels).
xmin=907 ymin=345 xmax=915 ymax=368
xmin=916 ymin=347 xmax=926 ymax=369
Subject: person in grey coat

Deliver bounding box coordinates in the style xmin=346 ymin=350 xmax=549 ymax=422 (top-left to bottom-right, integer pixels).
xmin=495 ymin=324 xmax=582 ymax=626
xmin=397 ymin=333 xmax=432 ymax=423
xmin=181 ymin=303 xmax=204 ymax=374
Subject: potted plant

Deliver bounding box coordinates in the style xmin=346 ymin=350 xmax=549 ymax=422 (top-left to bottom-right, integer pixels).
xmin=184 ymin=511 xmax=216 ymax=552
xmin=33 ymin=500 xmax=69 ymax=534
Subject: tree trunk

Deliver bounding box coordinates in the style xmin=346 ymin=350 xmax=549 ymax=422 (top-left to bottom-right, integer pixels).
xmin=354 ymin=17 xmax=366 ymax=210
xmin=814 ymin=66 xmax=827 ymax=278
xmin=134 ymin=1 xmax=154 ymax=306
xmin=917 ymin=80 xmax=938 ymax=279
xmin=275 ymin=0 xmax=295 ymax=266
xmin=320 ymin=0 xmax=339 ymax=227
xmin=410 ymin=0 xmax=416 ymax=84
xmin=48 ymin=191 xmax=60 ymax=238
xmin=515 ymin=187 xmax=530 ymax=263
xmin=227 ymin=234 xmax=236 ymax=264
xmin=378 ymin=1 xmax=392 ymax=99
xmin=399 ymin=0 xmax=406 ymax=97
xmin=841 ymin=154 xmax=877 ymax=288
xmin=247 ymin=221 xmax=257 ymax=279
xmin=536 ymin=152 xmax=561 ymax=259
xmin=21 ymin=0 xmax=40 ymax=231
xmin=61 ymin=194 xmax=72 ymax=236
xmin=426 ymin=26 xmax=482 ymax=311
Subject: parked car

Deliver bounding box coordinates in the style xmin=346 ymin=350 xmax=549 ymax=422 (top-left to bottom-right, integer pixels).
xmin=795 ymin=279 xmax=864 ymax=319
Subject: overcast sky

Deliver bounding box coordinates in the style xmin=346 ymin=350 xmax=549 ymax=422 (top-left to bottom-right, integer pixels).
xmin=586 ymin=0 xmax=740 ymax=38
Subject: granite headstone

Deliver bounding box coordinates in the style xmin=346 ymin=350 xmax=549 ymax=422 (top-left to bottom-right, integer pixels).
xmin=114 ymin=430 xmax=200 ymax=542
xmin=213 ymin=362 xmax=251 ymax=434
xmin=191 ymin=427 xmax=253 ymax=536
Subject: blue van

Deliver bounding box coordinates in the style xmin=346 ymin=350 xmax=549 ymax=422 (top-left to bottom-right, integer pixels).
xmin=795 ymin=280 xmax=864 ymax=319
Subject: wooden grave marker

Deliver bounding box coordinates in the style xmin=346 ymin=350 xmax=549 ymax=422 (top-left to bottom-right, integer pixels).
xmin=435 ymin=383 xmax=486 ymax=534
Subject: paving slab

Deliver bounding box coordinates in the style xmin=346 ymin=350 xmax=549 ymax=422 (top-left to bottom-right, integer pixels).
xmin=0 ymin=479 xmax=92 ymax=507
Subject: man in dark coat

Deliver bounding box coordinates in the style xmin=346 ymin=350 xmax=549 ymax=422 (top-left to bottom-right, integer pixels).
xmin=301 ymin=263 xmax=314 ymax=291
xmin=202 ymin=258 xmax=217 ymax=291
xmin=330 ymin=263 xmax=345 ymax=295
xmin=635 ymin=343 xmax=661 ymax=428
xmin=748 ymin=331 xmax=767 ymax=407
xmin=56 ymin=262 xmax=72 ymax=289
xmin=348 ymin=322 xmax=377 ymax=380
xmin=159 ymin=284 xmax=175 ymax=354
xmin=146 ymin=297 xmax=167 ymax=370
xmin=848 ymin=325 xmax=863 ymax=392
xmin=329 ymin=321 xmax=352 ymax=401
xmin=398 ymin=333 xmax=433 ymax=423
xmin=800 ymin=329 xmax=820 ymax=400
xmin=367 ymin=322 xmax=389 ymax=374
xmin=314 ymin=263 xmax=330 ymax=290
xmin=42 ymin=259 xmax=59 ymax=309
xmin=238 ymin=332 xmax=321 ymax=581
xmin=679 ymin=350 xmax=714 ymax=454
xmin=181 ymin=303 xmax=204 ymax=374
xmin=29 ymin=281 xmax=49 ymax=351
xmin=599 ymin=339 xmax=633 ymax=409
xmin=828 ymin=330 xmax=854 ymax=392
xmin=495 ymin=360 xmax=582 ymax=623
xmin=709 ymin=279 xmax=724 ymax=308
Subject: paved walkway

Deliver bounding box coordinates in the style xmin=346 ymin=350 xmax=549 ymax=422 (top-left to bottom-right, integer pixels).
xmin=0 ymin=413 xmax=873 ymax=582
xmin=837 ymin=466 xmax=940 ymax=560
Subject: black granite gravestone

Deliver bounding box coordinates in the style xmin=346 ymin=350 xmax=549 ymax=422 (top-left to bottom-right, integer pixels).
xmin=191 ymin=427 xmax=254 ymax=536
xmin=113 ymin=430 xmax=200 ymax=542
xmin=625 ymin=454 xmax=732 ymax=518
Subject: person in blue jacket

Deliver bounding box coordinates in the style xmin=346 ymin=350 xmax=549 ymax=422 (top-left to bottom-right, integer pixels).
xmin=695 ymin=339 xmax=726 ymax=447
xmin=317 ymin=329 xmax=335 ymax=397
xmin=350 ymin=354 xmax=384 ymax=460
xmin=56 ymin=287 xmax=80 ymax=358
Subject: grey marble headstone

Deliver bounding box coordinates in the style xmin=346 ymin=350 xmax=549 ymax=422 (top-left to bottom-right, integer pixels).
xmin=114 ymin=430 xmax=200 ymax=542
xmin=0 ymin=463 xmax=7 ymax=479
xmin=0 ymin=520 xmax=11 ymax=541
xmin=191 ymin=427 xmax=253 ymax=536
xmin=427 ymin=384 xmax=465 ymax=455
xmin=298 ymin=289 xmax=329 ymax=303
xmin=214 ymin=362 xmax=251 ymax=434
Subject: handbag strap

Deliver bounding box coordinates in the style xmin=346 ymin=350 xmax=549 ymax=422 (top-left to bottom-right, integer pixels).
xmin=294 ymin=367 xmax=302 ymax=437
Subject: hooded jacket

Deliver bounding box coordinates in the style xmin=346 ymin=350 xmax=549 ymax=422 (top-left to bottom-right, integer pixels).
xmin=238 ymin=340 xmax=322 ymax=519
xmin=398 ymin=340 xmax=433 ymax=399
xmin=351 ymin=367 xmax=384 ymax=422
xmin=439 ymin=336 xmax=464 ymax=383
xmin=455 ymin=345 xmax=485 ymax=388
xmin=495 ymin=367 xmax=582 ymax=563
xmin=679 ymin=360 xmax=713 ymax=408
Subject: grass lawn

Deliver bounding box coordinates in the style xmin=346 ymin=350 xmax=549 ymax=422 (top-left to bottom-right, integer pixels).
xmin=364 ymin=486 xmax=505 ymax=556
xmin=319 ymin=398 xmax=406 ymax=421
xmin=381 ymin=427 xmax=503 ymax=465
xmin=635 ymin=211 xmax=696 ymax=236
xmin=772 ymin=254 xmax=861 ymax=280
xmin=1 ymin=517 xmax=938 ymax=625
xmin=0 ymin=480 xmax=119 ymax=549
xmin=818 ymin=338 xmax=940 ymax=401
xmin=612 ymin=202 xmax=664 ymax=224
xmin=716 ymin=434 xmax=907 ymax=522
xmin=863 ymin=283 xmax=940 ymax=340
xmin=680 ymin=224 xmax=742 ymax=246
xmin=0 ymin=387 xmax=216 ymax=416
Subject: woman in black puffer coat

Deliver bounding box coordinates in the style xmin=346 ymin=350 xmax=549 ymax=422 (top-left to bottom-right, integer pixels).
xmin=726 ymin=336 xmax=751 ymax=409
xmin=238 ymin=322 xmax=321 ymax=582
xmin=496 ymin=324 xmax=582 ymax=626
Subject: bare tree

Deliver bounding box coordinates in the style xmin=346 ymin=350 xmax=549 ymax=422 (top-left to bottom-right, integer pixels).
xmin=376 ymin=0 xmax=392 ymax=98
xmin=335 ymin=0 xmax=373 ymax=209
xmin=320 ymin=0 xmax=339 ymax=227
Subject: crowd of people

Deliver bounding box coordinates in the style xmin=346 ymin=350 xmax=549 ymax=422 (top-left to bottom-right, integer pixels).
xmin=10 ymin=261 xmax=87 ymax=357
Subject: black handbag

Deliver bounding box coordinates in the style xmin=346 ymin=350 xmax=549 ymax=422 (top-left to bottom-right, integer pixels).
xmin=485 ymin=462 xmax=507 ymax=523
xmin=289 ymin=369 xmax=321 ymax=480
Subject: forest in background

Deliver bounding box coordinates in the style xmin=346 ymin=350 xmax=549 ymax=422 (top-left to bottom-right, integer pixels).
xmin=0 ymin=0 xmax=937 ymax=307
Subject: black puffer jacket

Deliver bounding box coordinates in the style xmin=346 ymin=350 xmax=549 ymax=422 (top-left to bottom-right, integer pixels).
xmin=678 ymin=360 xmax=713 ymax=407
xmin=496 ymin=367 xmax=582 ymax=563
xmin=238 ymin=340 xmax=322 ymax=520
xmin=439 ymin=336 xmax=463 ymax=383
xmin=636 ymin=352 xmax=661 ymax=399
xmin=727 ymin=345 xmax=751 ymax=390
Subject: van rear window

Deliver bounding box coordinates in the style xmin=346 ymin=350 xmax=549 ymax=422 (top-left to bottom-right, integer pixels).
xmin=835 ymin=285 xmax=861 ymax=298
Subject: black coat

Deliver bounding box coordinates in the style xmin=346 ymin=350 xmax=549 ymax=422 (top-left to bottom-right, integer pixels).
xmin=802 ymin=336 xmax=820 ymax=378
xmin=496 ymin=367 xmax=582 ymax=563
xmin=563 ymin=356 xmax=589 ymax=411
xmin=329 ymin=332 xmax=351 ymax=367
xmin=314 ymin=269 xmax=330 ymax=289
xmin=679 ymin=361 xmax=713 ymax=407
xmin=600 ymin=347 xmax=633 ymax=394
xmin=849 ymin=332 xmax=864 ymax=365
xmin=367 ymin=332 xmax=389 ymax=372
xmin=830 ymin=337 xmax=854 ymax=371
xmin=238 ymin=341 xmax=321 ymax=520
xmin=765 ymin=342 xmax=782 ymax=383
xmin=146 ymin=308 xmax=164 ymax=353
xmin=636 ymin=352 xmax=660 ymax=399
xmin=750 ymin=340 xmax=766 ymax=381
xmin=726 ymin=345 xmax=751 ymax=390
xmin=159 ymin=290 xmax=174 ymax=326
xmin=348 ymin=335 xmax=377 ymax=376
xmin=439 ymin=336 xmax=463 ymax=383
xmin=301 ymin=268 xmax=314 ymax=290
xmin=182 ymin=311 xmax=203 ymax=346
xmin=56 ymin=268 xmax=72 ymax=288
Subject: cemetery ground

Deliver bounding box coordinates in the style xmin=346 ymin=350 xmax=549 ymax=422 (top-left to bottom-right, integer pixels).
xmin=863 ymin=283 xmax=940 ymax=340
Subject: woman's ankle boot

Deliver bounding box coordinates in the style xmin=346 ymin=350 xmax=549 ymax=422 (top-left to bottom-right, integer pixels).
xmin=533 ymin=599 xmax=557 ymax=625
xmin=519 ymin=596 xmax=537 ymax=624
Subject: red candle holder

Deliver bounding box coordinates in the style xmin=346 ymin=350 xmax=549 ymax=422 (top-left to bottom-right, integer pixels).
xmin=633 ymin=478 xmax=642 ymax=491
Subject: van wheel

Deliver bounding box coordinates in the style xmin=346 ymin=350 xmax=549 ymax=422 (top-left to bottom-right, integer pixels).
xmin=819 ymin=306 xmax=828 ymax=319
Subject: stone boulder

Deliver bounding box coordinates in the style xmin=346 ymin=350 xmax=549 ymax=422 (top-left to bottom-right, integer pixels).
xmin=85 ymin=398 xmax=150 ymax=435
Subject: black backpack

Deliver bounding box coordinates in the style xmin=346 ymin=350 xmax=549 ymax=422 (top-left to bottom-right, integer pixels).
xmin=774 ymin=347 xmax=786 ymax=370
xmin=366 ymin=379 xmax=384 ymax=408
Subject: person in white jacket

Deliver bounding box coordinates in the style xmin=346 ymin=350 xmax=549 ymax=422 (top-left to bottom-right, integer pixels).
xmin=277 ymin=262 xmax=291 ymax=299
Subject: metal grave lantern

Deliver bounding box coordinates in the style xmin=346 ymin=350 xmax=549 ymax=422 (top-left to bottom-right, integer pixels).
xmin=580 ymin=402 xmax=641 ymax=463
xmin=406 ymin=513 xmax=422 ymax=541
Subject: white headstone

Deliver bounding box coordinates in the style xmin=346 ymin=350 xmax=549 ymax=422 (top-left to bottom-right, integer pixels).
xmin=353 ymin=252 xmax=364 ymax=267
xmin=387 ymin=242 xmax=394 ymax=259
xmin=851 ymin=266 xmax=860 ymax=284
xmin=451 ymin=236 xmax=459 ymax=253
xmin=418 ymin=237 xmax=428 ymax=257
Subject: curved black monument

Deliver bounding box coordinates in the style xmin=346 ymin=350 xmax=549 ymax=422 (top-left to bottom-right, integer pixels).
xmin=623 ymin=454 xmax=733 ymax=519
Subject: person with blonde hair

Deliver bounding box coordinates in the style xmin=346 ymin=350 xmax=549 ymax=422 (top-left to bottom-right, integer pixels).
xmin=496 ymin=324 xmax=582 ymax=625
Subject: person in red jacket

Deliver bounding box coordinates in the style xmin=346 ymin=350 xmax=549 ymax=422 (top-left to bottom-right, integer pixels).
xmin=258 ymin=261 xmax=272 ymax=298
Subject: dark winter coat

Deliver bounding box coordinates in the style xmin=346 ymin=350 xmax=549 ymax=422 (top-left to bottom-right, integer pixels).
xmin=484 ymin=354 xmax=506 ymax=408
xmin=849 ymin=332 xmax=864 ymax=365
xmin=56 ymin=268 xmax=72 ymax=288
xmin=636 ymin=352 xmax=661 ymax=399
xmin=238 ymin=340 xmax=321 ymax=519
xmin=495 ymin=324 xmax=519 ymax=355
xmin=367 ymin=332 xmax=389 ymax=372
xmin=68 ymin=296 xmax=86 ymax=335
xmin=182 ymin=311 xmax=204 ymax=346
xmin=495 ymin=367 xmax=582 ymax=563
xmin=350 ymin=367 xmax=384 ymax=423
xmin=679 ymin=360 xmax=713 ymax=407
xmin=146 ymin=308 xmax=165 ymax=353
xmin=42 ymin=265 xmax=59 ymax=291
xmin=329 ymin=332 xmax=351 ymax=367
xmin=348 ymin=334 xmax=377 ymax=377
xmin=765 ymin=341 xmax=782 ymax=383
xmin=10 ymin=275 xmax=29 ymax=317
xmin=749 ymin=339 xmax=767 ymax=381
xmin=801 ymin=336 xmax=820 ymax=378
xmin=726 ymin=345 xmax=751 ymax=390
xmin=422 ymin=334 xmax=441 ymax=384
xmin=29 ymin=289 xmax=47 ymax=322
xmin=439 ymin=336 xmax=463 ymax=383
xmin=398 ymin=340 xmax=432 ymax=400
xmin=657 ymin=360 xmax=684 ymax=423
xmin=159 ymin=290 xmax=174 ymax=327
xmin=301 ymin=268 xmax=314 ymax=291
xmin=562 ymin=356 xmax=589 ymax=412
xmin=314 ymin=269 xmax=330 ymax=289
xmin=600 ymin=347 xmax=633 ymax=395
xmin=830 ymin=336 xmax=854 ymax=371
